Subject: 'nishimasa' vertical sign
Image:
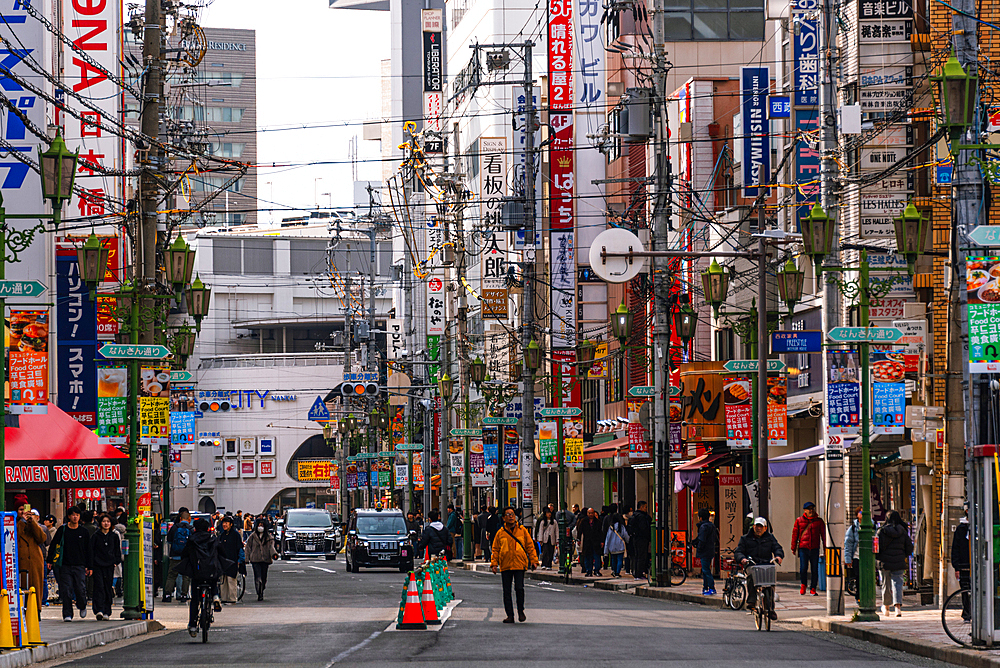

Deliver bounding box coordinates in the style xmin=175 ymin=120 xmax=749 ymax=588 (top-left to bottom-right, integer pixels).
xmin=741 ymin=67 xmax=770 ymax=197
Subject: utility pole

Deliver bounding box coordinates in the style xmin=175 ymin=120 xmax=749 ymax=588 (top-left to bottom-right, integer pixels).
xmin=818 ymin=0 xmax=845 ymax=616
xmin=520 ymin=42 xmax=537 ymax=525
xmin=650 ymin=0 xmax=672 ymax=588
xmin=951 ymin=0 xmax=980 ymax=636
xmin=368 ymin=225 xmax=378 ymax=507
xmin=123 ymin=0 xmax=162 ymax=621
xmin=342 ymin=245 xmax=352 ymax=519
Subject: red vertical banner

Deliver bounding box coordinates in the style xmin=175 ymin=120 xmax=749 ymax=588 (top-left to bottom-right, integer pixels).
xmin=627 ymin=420 xmax=648 ymax=460
xmin=551 ymin=350 xmax=581 ymax=408
xmin=766 ymin=376 xmax=787 ymax=447
xmin=547 ymin=0 xmax=573 ymax=111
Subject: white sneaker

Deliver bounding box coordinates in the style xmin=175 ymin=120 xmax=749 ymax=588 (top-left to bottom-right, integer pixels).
xmin=95 ymin=612 xmax=103 ymax=621
xmin=63 ymin=617 xmax=72 ymax=622
xmin=895 ymin=606 xmax=902 ymax=617
xmin=880 ymin=605 xmax=887 ymax=616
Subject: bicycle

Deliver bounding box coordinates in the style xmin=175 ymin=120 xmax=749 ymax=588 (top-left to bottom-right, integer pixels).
xmin=669 ymin=539 xmax=687 ymax=586
xmin=941 ymin=588 xmax=972 ymax=647
xmin=236 ymin=561 xmax=246 ymax=602
xmin=746 ymin=558 xmax=778 ymax=631
xmin=721 ymin=555 xmax=748 ymax=610
xmin=192 ymin=582 xmax=215 ymax=643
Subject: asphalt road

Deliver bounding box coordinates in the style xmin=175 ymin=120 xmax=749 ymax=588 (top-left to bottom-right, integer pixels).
xmin=58 ymin=558 xmax=959 ymax=668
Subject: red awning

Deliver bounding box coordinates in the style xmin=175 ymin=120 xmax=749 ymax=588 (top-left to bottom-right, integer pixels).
xmin=4 ymin=403 xmax=128 ymax=489
xmin=673 ymin=453 xmax=728 ymax=471
xmin=583 ymin=436 xmax=628 ymax=461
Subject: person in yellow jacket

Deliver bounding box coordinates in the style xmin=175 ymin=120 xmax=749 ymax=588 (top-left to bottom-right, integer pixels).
xmin=491 ymin=506 xmax=539 ymax=623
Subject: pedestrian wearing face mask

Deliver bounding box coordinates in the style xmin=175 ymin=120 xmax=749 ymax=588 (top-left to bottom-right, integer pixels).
xmin=244 ymin=518 xmax=278 ymax=601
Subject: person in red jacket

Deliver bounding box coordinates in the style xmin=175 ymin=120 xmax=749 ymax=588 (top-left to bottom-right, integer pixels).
xmin=791 ymin=502 xmax=826 ymax=595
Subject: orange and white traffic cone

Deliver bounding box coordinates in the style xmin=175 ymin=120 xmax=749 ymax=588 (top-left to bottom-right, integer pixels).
xmin=395 ymin=572 xmax=427 ymax=630
xmin=420 ymin=571 xmax=440 ymax=625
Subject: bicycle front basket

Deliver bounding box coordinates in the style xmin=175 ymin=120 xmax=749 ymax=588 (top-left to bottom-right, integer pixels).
xmin=749 ymin=564 xmax=777 ymax=587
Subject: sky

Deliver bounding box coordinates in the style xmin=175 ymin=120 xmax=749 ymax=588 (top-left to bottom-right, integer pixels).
xmin=199 ymin=0 xmax=390 ymax=221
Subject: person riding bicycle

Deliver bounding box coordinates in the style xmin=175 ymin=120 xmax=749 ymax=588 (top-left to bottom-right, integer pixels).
xmin=178 ymin=518 xmax=232 ymax=637
xmin=414 ymin=509 xmax=451 ymax=560
xmin=734 ymin=516 xmax=784 ymax=620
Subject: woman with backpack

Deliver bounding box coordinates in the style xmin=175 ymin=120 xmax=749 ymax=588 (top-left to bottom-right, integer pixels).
xmin=603 ymin=513 xmax=629 ymax=577
xmin=876 ymin=510 xmax=913 ymax=617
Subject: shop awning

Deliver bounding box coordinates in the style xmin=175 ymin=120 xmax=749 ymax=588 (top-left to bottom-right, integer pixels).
xmin=768 ymin=444 xmax=825 ymax=478
xmin=4 ymin=403 xmax=128 ymax=489
xmin=673 ymin=453 xmax=727 ymax=493
xmin=583 ymin=436 xmax=627 ymax=461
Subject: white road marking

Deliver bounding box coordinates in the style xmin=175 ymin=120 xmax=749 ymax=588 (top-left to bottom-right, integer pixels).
xmin=324 ymin=629 xmax=381 ymax=666
xmin=309 ymin=565 xmax=337 ymax=573
xmin=281 ymin=570 xmax=306 ymax=573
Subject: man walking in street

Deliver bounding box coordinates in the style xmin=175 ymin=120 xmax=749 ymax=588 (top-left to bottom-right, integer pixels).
xmin=578 ymin=507 xmax=604 ymax=576
xmin=629 ymin=501 xmax=652 ymax=580
xmin=694 ymin=508 xmax=718 ymax=595
xmin=791 ymin=501 xmax=826 ymax=595
xmin=164 ymin=508 xmax=192 ymax=602
xmin=415 ymin=509 xmax=451 ymax=559
xmin=446 ymin=504 xmax=464 ymax=561
xmin=491 ymin=506 xmax=538 ymax=623
xmin=48 ymin=506 xmax=91 ymax=621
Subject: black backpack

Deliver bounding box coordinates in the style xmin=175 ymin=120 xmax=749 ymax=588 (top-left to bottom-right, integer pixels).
xmin=191 ymin=536 xmax=220 ymax=581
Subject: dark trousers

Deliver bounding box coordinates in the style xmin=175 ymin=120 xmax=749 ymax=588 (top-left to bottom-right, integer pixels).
xmin=500 ymin=569 xmax=525 ymax=619
xmin=799 ymin=547 xmax=820 ymax=588
xmin=166 ymin=558 xmax=190 ymax=598
xmin=58 ymin=565 xmax=87 ymax=619
xmin=188 ymin=581 xmax=219 ymax=628
xmin=846 ymin=562 xmax=859 ymax=600
xmin=251 ymin=562 xmax=270 ymax=596
xmin=958 ymin=569 xmax=971 ymax=619
xmin=582 ymin=550 xmax=598 ymax=575
xmin=540 ymin=542 xmax=554 ymax=568
xmin=92 ymin=565 xmax=114 ymax=616
xmin=700 ymin=555 xmax=715 ymax=591
xmin=632 ymin=539 xmax=650 ymax=577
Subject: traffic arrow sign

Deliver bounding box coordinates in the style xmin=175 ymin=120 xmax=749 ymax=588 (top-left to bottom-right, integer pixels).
xmin=827 ymin=326 xmax=903 ymax=343
xmin=307 ymin=396 xmax=330 ymax=422
xmin=969 ymin=225 xmax=1000 ymax=246
xmin=450 ymin=428 xmax=482 ymax=437
xmin=482 ymin=416 xmax=518 ymax=425
xmin=395 ymin=443 xmax=424 ymax=451
xmin=99 ymin=343 xmax=171 ymax=359
xmin=170 ymin=370 xmax=193 ymax=383
xmin=722 ymin=359 xmax=787 ymax=373
xmin=0 ymin=280 xmax=45 ymax=298
xmin=670 ymin=386 xmax=681 ymax=397
xmin=628 ymin=386 xmax=656 ymax=397
xmin=539 ymin=407 xmax=583 ymax=417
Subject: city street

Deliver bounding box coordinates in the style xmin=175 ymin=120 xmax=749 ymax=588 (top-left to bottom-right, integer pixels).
xmin=53 ymin=562 xmax=956 ymax=668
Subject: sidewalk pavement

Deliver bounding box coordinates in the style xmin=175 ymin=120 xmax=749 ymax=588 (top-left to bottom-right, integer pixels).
xmin=0 ymin=606 xmax=162 ymax=668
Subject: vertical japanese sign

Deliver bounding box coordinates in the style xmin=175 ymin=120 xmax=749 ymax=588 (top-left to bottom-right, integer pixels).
xmin=670 ymin=399 xmax=683 ymax=458
xmin=485 ymin=325 xmax=510 ymax=382
xmin=140 ymin=516 xmax=154 ymax=613
xmin=1 ymin=513 xmax=21 ymax=646
xmin=480 ymin=138 xmax=508 ymax=319
xmin=97 ymin=367 xmax=127 ymax=445
xmin=793 ymin=17 xmax=819 ymax=106
xmin=56 ymin=248 xmax=97 ymax=424
xmin=422 ymin=9 xmax=444 ymax=153
xmin=482 ymin=427 xmax=499 ymax=469
xmin=627 ymin=420 xmax=648 ymax=459
xmin=718 ymin=474 xmax=743 ymax=557
xmin=139 ymin=367 xmax=170 ymax=446
xmin=723 ymin=378 xmax=752 ymax=449
xmin=512 ymin=86 xmax=540 ymax=249
xmin=827 ymin=351 xmax=860 ymax=434
xmin=521 ymin=451 xmax=534 ymax=509
xmin=413 ymin=453 xmax=425 ymax=488
xmin=550 ymin=232 xmax=576 ymax=348
xmin=62 ymin=0 xmax=123 ymax=222
xmin=552 ymin=351 xmax=581 ymax=408
xmin=795 ymin=109 xmax=821 ymax=226
xmin=564 ymin=419 xmax=583 ymax=467
xmin=548 ymin=0 xmax=573 ymax=111
xmin=539 ymin=421 xmax=558 ymax=468
xmin=8 ymin=310 xmax=48 ymax=414
xmin=968 ymin=257 xmax=1000 ymax=371
xmin=871 ymin=352 xmax=905 ymax=434
xmin=766 ymin=376 xmax=787 ymax=447
xmin=503 ymin=427 xmax=519 ymax=469
xmin=426 ymin=273 xmax=445 ymax=335
xmin=170 ymin=411 xmax=196 ymax=450
xmin=741 ymin=67 xmax=770 ymax=197
xmin=470 ymin=438 xmax=485 ymax=474
xmin=391 ymin=405 xmax=405 ymax=447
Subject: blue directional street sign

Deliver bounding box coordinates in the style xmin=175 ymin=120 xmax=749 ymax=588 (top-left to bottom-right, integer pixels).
xmin=969 ymin=225 xmax=1000 ymax=246
xmin=307 ymin=396 xmax=330 ymax=422
xmin=827 ymin=326 xmax=902 ymax=343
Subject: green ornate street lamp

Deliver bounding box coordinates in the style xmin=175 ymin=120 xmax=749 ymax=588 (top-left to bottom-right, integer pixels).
xmin=77 ymin=233 xmax=110 ymax=301
xmin=470 ymin=357 xmax=487 ymax=387
xmin=610 ymin=300 xmax=633 ymax=346
xmin=701 ymin=259 xmax=729 ymax=319
xmin=801 ymin=203 xmax=837 ymax=276
xmin=525 ymin=339 xmax=543 ymax=372
xmin=165 ymin=235 xmax=197 ymax=301
xmin=893 ymin=202 xmax=929 ymax=274
xmin=187 ymin=275 xmax=212 ymax=333
xmin=932 ymin=51 xmax=978 ymax=144
xmin=776 ymin=258 xmax=806 ymax=315
xmin=673 ymin=302 xmax=698 ymax=343
xmin=38 ymin=131 xmax=79 ymax=227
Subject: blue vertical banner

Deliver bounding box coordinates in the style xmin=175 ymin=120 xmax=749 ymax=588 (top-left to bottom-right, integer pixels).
xmin=872 ymin=382 xmax=905 ymax=434
xmin=795 ymin=109 xmax=821 ymax=228
xmin=793 ymin=17 xmax=819 ymax=106
xmin=741 ymin=67 xmax=771 ymax=197
xmin=56 ymin=246 xmax=97 ymax=426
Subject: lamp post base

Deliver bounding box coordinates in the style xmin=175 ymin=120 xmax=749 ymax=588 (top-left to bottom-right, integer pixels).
xmin=654 ymin=569 xmax=670 ymax=588
xmin=852 ymin=608 xmax=880 ymax=622
xmin=120 ymin=607 xmax=143 ymax=620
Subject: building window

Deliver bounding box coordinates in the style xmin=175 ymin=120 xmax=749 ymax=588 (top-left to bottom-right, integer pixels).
xmin=582 ymin=379 xmax=598 ymax=440
xmin=209 ymin=142 xmax=245 ymax=158
xmin=663 ymin=1 xmax=764 ymax=40
xmin=174 ymin=106 xmax=245 ymax=123
xmin=607 ymin=108 xmax=622 ymax=163
xmin=606 ymin=354 xmax=624 ymax=404
xmin=189 ymin=175 xmax=244 ymax=193
xmin=290 ymin=239 xmax=330 ymax=275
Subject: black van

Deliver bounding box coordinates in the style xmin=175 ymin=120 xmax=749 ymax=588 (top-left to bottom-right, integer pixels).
xmin=344 ymin=508 xmax=416 ymax=573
